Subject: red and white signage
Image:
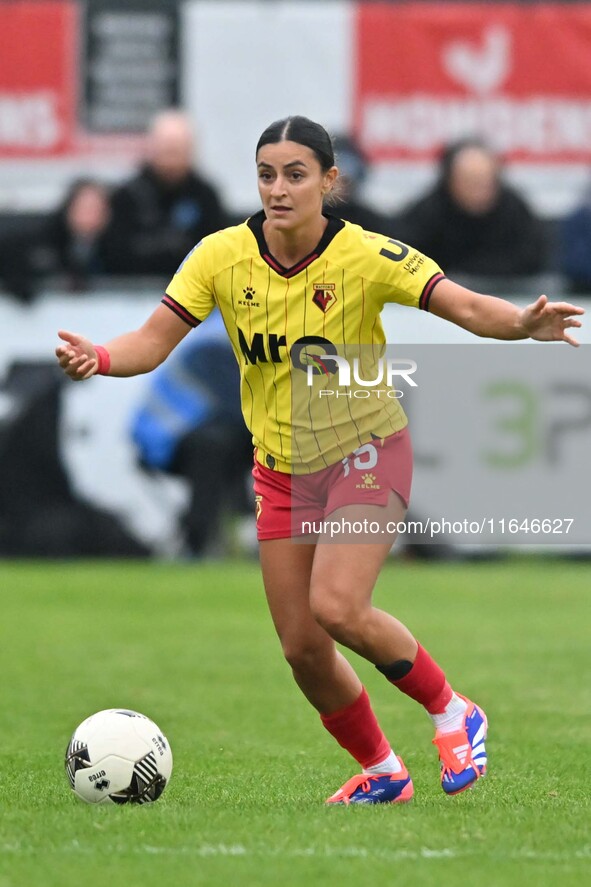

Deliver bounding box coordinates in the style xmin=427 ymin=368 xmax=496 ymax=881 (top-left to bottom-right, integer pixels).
xmin=0 ymin=1 xmax=78 ymax=156
xmin=354 ymin=2 xmax=591 ymax=163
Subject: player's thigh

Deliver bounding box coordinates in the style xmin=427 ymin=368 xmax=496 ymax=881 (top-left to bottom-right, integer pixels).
xmin=259 ymin=539 xmax=331 ymax=654
xmin=310 ymin=491 xmax=407 ymax=611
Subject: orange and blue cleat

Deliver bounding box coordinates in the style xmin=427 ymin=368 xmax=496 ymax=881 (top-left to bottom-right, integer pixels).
xmin=433 ymin=695 xmax=488 ymax=795
xmin=326 ymin=759 xmax=414 ymax=805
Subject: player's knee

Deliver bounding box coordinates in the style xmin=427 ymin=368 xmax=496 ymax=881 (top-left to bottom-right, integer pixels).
xmin=280 ymin=636 xmax=328 ymax=674
xmin=310 ymin=593 xmax=362 ymax=644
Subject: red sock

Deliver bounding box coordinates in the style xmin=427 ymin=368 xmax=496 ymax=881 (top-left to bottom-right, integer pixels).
xmin=387 ymin=645 xmax=452 ymax=714
xmin=320 ymin=687 xmax=391 ymax=769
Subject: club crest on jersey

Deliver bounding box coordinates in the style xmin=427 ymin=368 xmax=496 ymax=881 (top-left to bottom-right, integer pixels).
xmin=312 ymin=283 xmax=336 ymax=313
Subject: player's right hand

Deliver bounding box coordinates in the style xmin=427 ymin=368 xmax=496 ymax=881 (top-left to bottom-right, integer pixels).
xmin=56 ymin=330 xmax=98 ymax=381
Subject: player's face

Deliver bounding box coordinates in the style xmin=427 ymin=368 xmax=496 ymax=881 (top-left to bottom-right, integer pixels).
xmin=256 ymin=141 xmax=337 ymax=232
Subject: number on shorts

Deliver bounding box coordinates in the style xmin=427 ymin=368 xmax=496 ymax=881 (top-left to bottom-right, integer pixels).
xmin=342 ymin=443 xmax=379 ymax=477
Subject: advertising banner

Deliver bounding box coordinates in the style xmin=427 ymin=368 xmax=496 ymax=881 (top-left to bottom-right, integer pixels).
xmin=355 ymin=2 xmax=591 ymax=163
xmin=0 ymin=0 xmax=179 ymax=160
xmin=0 ymin=1 xmax=77 ymax=156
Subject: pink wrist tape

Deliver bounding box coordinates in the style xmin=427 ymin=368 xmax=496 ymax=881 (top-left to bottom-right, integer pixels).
xmin=94 ymin=345 xmax=111 ymax=375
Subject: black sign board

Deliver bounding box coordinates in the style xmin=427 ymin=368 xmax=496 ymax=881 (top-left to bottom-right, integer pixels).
xmin=82 ymin=0 xmax=180 ymax=133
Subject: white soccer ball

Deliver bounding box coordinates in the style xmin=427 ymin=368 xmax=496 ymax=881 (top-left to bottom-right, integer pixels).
xmin=65 ymin=709 xmax=173 ymax=805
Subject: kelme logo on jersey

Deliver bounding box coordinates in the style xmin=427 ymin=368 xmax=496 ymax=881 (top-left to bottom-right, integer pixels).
xmin=312 ymin=283 xmax=337 ymax=313
xmin=238 ymin=286 xmax=260 ymax=307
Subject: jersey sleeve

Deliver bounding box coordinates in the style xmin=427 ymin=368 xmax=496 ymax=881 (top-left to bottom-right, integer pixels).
xmin=162 ymin=238 xmax=216 ymax=327
xmin=369 ymin=235 xmax=445 ymax=311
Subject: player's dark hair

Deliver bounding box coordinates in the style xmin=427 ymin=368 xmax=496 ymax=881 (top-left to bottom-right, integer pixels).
xmin=256 ymin=116 xmax=335 ymax=172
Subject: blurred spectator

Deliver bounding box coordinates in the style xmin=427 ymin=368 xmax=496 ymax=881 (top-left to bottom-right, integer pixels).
xmin=108 ymin=109 xmax=226 ymax=275
xmin=131 ymin=311 xmax=253 ymax=557
xmin=397 ymin=138 xmax=547 ymax=277
xmin=560 ymin=184 xmax=591 ymax=293
xmin=0 ymin=179 xmax=116 ymax=302
xmin=332 ymin=134 xmax=392 ymax=235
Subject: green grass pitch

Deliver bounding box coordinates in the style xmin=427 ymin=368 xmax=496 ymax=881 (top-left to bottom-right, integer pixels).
xmin=0 ymin=557 xmax=589 ymax=887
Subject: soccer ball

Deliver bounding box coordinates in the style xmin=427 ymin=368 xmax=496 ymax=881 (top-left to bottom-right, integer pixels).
xmin=65 ymin=709 xmax=173 ymax=805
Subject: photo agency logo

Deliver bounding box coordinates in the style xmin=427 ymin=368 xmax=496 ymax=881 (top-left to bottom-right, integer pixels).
xmin=304 ymin=347 xmax=418 ymax=400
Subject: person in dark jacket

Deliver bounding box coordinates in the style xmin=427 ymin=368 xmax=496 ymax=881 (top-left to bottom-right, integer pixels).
xmin=0 ymin=178 xmax=116 ymax=301
xmin=397 ymin=138 xmax=547 ymax=278
xmin=107 ymin=110 xmax=226 ymax=275
xmin=560 ymin=183 xmax=591 ymax=293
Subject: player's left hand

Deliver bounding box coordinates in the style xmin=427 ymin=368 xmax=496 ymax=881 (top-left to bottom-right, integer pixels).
xmin=521 ymin=295 xmax=585 ymax=347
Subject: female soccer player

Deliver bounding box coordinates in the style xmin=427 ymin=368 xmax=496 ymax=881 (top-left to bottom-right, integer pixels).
xmin=56 ymin=116 xmax=584 ymax=805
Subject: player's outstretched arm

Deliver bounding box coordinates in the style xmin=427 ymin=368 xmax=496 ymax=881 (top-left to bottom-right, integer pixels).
xmin=56 ymin=304 xmax=191 ymax=381
xmin=428 ymin=279 xmax=584 ymax=347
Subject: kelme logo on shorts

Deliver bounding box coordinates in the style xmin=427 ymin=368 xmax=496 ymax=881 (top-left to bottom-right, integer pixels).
xmin=356 ymin=473 xmax=381 ymax=490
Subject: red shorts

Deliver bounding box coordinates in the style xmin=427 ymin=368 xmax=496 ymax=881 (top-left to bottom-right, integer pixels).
xmin=252 ymin=427 xmax=413 ymax=541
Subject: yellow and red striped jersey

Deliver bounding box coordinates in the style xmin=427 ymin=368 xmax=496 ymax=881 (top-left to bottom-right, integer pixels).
xmin=164 ymin=211 xmax=444 ymax=473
